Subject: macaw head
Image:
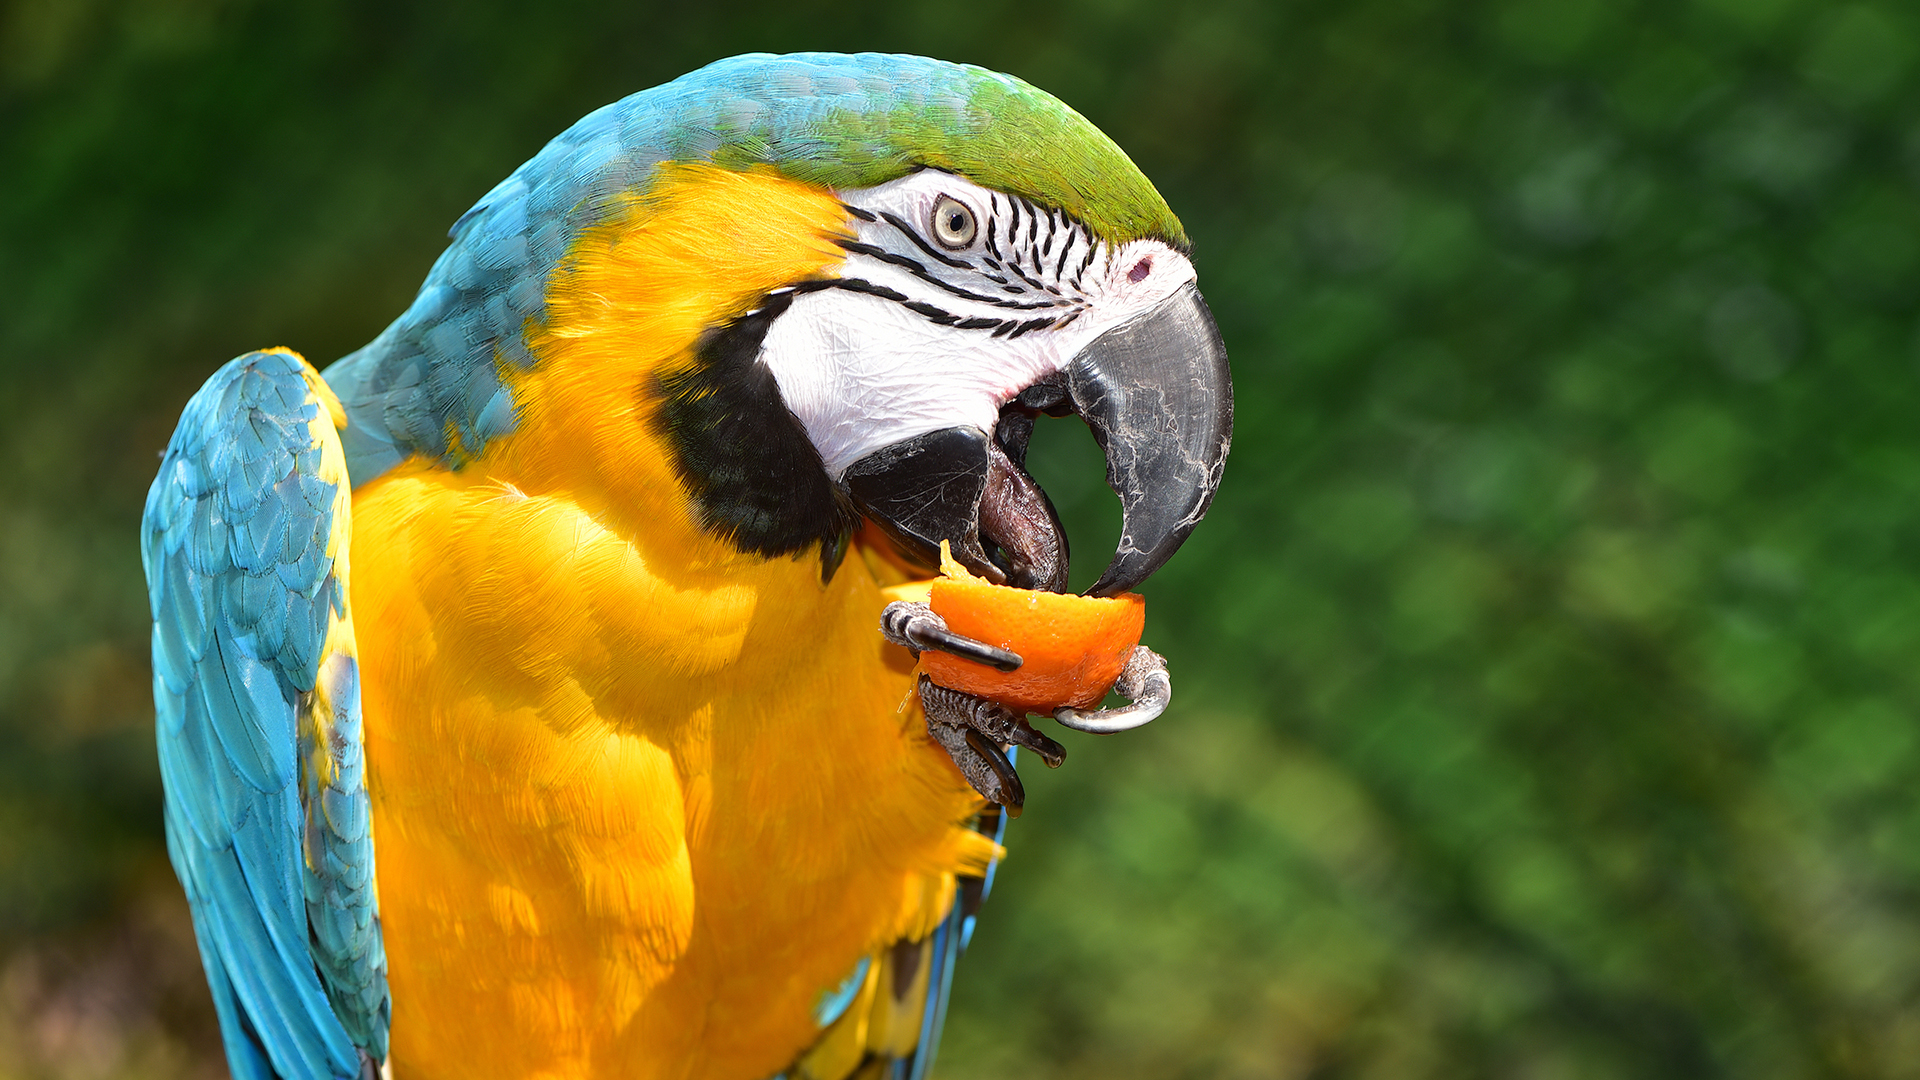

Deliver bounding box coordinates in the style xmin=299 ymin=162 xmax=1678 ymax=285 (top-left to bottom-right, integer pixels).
xmin=329 ymin=53 xmax=1230 ymax=597
xmin=757 ymin=165 xmax=1229 ymax=597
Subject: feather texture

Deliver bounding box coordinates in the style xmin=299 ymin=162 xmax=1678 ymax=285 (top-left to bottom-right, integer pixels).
xmin=339 ymin=163 xmax=995 ymax=1079
xmin=323 ymin=52 xmax=1182 ymax=481
xmin=145 ymin=51 xmax=1182 ymax=1078
xmin=143 ymin=349 xmax=389 ymax=1079
xmin=782 ymin=799 xmax=1012 ymax=1080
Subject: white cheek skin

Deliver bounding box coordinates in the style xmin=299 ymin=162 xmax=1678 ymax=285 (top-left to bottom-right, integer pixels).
xmin=761 ymin=169 xmax=1204 ymax=478
xmin=759 ymin=290 xmax=1069 ymax=478
xmin=758 ymin=242 xmax=1202 ymax=479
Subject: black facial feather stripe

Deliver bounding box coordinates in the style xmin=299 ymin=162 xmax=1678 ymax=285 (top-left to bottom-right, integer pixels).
xmin=904 ymin=300 xmax=961 ymax=326
xmin=829 ymin=189 xmax=1107 ymax=342
xmin=1073 ymin=244 xmax=1098 ymax=290
xmin=653 ymin=293 xmax=853 ymax=578
xmin=792 ymin=276 xmax=911 ymax=304
xmin=1033 ymin=222 xmax=1054 ymax=275
xmin=915 ymin=189 xmax=1097 ymax=297
xmin=794 ymin=276 xmax=1080 ymax=337
xmin=1003 ymin=255 xmax=1051 ymax=294
xmin=1006 ymin=315 xmax=1058 ymax=339
xmin=833 ymin=238 xmax=1064 ymax=311
xmin=878 ymin=210 xmax=975 ymax=270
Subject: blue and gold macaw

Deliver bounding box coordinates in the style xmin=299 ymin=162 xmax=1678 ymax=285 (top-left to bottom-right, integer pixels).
xmin=141 ymin=52 xmax=1230 ymax=1080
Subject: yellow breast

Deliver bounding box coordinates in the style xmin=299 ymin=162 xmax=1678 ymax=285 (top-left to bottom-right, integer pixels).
xmin=345 ymin=163 xmax=993 ymax=1079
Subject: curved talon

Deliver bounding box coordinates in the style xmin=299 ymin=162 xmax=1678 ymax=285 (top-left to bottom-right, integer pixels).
xmin=963 ymin=728 xmax=1025 ymax=816
xmin=1053 ymin=646 xmax=1171 ymax=734
xmin=918 ymin=675 xmax=1057 ymax=811
xmin=880 ymin=600 xmax=1022 ymax=672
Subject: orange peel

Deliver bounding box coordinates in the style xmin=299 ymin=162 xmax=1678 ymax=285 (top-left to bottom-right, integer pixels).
xmin=920 ymin=542 xmax=1145 ymax=714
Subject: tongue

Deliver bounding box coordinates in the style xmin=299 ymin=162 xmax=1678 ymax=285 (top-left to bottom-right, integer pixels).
xmin=980 ymin=439 xmax=1069 ymax=593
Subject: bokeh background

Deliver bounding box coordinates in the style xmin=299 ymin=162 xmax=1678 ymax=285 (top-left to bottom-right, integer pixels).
xmin=5 ymin=0 xmax=1920 ymax=1076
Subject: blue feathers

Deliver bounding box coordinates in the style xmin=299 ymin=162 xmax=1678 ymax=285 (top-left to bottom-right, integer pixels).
xmin=157 ymin=55 xmax=1063 ymax=1077
xmin=813 ymin=955 xmax=873 ymax=1029
xmin=143 ymin=349 xmax=389 ymax=1080
xmin=322 ymin=52 xmax=1013 ymax=490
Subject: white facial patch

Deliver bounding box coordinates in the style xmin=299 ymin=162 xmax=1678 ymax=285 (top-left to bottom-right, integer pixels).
xmin=754 ymin=171 xmax=1194 ymax=478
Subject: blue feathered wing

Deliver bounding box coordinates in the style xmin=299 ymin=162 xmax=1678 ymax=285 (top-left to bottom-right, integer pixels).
xmin=141 ymin=349 xmax=389 ymax=1080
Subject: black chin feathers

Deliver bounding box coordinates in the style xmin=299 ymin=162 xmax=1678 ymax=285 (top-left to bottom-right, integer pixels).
xmin=652 ymin=293 xmax=854 ymax=582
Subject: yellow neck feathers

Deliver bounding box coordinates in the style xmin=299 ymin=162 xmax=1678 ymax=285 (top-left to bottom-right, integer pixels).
xmin=487 ymin=162 xmax=852 ymax=556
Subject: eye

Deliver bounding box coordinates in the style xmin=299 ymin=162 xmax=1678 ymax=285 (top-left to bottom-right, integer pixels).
xmin=930 ymin=195 xmax=977 ymax=250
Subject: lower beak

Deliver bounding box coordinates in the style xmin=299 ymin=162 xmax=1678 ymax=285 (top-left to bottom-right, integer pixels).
xmin=843 ymin=282 xmax=1233 ymax=596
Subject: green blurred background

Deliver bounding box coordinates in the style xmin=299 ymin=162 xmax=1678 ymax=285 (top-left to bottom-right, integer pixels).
xmin=5 ymin=0 xmax=1920 ymax=1076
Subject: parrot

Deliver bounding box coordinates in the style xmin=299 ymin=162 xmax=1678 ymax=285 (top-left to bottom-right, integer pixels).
xmin=140 ymin=52 xmax=1231 ymax=1080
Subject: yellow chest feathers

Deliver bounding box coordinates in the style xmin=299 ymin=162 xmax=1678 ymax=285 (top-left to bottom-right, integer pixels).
xmin=344 ymin=164 xmax=992 ymax=1078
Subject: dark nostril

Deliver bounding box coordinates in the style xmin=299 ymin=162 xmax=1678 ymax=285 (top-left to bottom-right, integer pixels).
xmin=1128 ymin=258 xmax=1152 ymax=283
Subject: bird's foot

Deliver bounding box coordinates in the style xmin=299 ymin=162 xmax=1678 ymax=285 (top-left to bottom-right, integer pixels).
xmin=1051 ymin=646 xmax=1172 ymax=734
xmin=884 ymin=602 xmax=1165 ymax=812
xmin=918 ymin=675 xmax=1065 ymax=817
xmin=880 ymin=600 xmax=1021 ymax=671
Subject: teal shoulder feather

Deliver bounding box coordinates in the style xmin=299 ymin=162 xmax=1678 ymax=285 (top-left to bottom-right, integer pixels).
xmin=142 ymin=349 xmax=388 ymax=1079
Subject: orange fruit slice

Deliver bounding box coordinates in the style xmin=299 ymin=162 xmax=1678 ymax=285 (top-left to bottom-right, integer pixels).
xmin=921 ymin=542 xmax=1145 ymax=714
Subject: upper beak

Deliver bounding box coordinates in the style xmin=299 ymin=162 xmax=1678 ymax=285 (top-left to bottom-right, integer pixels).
xmin=1067 ymin=282 xmax=1233 ymax=596
xmin=843 ymin=282 xmax=1233 ymax=596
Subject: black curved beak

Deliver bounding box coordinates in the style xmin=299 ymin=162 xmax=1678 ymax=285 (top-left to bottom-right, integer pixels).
xmin=843 ymin=282 xmax=1232 ymax=596
xmin=1069 ymin=282 xmax=1233 ymax=596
